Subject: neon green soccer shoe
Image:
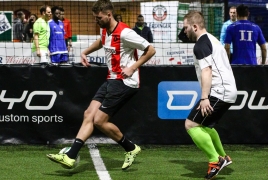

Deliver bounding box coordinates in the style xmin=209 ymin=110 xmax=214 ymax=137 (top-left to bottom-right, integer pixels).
xmin=46 ymin=153 xmax=76 ymax=169
xmin=122 ymin=144 xmax=141 ymax=170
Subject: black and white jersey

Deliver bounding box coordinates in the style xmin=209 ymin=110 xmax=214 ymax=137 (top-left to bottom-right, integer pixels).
xmin=193 ymin=33 xmax=237 ymax=103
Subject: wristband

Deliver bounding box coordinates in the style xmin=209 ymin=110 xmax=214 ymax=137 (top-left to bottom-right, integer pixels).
xmin=201 ymin=98 xmax=208 ymax=101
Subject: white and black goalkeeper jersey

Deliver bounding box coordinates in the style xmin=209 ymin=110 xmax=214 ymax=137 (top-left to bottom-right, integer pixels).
xmin=193 ymin=33 xmax=237 ymax=103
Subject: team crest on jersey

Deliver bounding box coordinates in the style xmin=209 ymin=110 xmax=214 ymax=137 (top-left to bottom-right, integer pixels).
xmin=113 ymin=35 xmax=119 ymax=42
xmin=153 ymin=5 xmax=167 ymax=21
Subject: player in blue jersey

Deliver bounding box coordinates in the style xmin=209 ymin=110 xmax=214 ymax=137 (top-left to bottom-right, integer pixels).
xmin=220 ymin=6 xmax=236 ymax=62
xmin=225 ymin=4 xmax=267 ymax=65
xmin=48 ymin=6 xmax=68 ymax=64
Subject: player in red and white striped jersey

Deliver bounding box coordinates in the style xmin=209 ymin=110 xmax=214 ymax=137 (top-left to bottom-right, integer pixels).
xmin=47 ymin=0 xmax=155 ymax=170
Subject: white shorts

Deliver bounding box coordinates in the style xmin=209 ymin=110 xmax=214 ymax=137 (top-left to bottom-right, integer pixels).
xmin=32 ymin=50 xmax=50 ymax=63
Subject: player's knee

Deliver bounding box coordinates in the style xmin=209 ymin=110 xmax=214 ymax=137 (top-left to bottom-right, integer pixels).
xmin=185 ymin=119 xmax=196 ymax=130
xmin=93 ymin=118 xmax=103 ymax=128
xmin=83 ymin=109 xmax=95 ymax=122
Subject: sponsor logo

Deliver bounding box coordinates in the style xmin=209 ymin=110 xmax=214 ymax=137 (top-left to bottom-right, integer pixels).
xmin=6 ymin=56 xmax=35 ymax=64
xmin=88 ymin=56 xmax=106 ymax=63
xmin=0 ymin=13 xmax=12 ymax=35
xmin=158 ymin=81 xmax=201 ymax=120
xmin=158 ymin=82 xmax=268 ymax=120
xmin=166 ymin=50 xmax=185 ymax=56
xmin=0 ymin=90 xmax=57 ymax=110
xmin=152 ymin=5 xmax=167 ymax=21
xmin=230 ymin=90 xmax=268 ymax=110
xmin=148 ymin=22 xmax=171 ymax=29
xmin=103 ymin=46 xmax=116 ymax=54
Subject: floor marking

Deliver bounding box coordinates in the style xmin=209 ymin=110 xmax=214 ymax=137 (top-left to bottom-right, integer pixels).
xmin=88 ymin=144 xmax=112 ymax=180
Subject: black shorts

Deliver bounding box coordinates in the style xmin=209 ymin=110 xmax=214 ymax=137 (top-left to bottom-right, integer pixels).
xmin=93 ymin=79 xmax=138 ymax=116
xmin=187 ymin=96 xmax=232 ymax=128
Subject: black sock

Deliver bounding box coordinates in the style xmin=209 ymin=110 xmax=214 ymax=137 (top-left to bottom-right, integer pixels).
xmin=66 ymin=138 xmax=84 ymax=159
xmin=117 ymin=136 xmax=135 ymax=152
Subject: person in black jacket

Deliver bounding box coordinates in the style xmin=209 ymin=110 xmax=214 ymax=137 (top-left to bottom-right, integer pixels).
xmin=24 ymin=14 xmax=37 ymax=42
xmin=133 ymin=14 xmax=153 ymax=43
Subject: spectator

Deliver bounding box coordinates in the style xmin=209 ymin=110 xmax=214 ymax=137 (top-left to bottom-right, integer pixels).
xmin=114 ymin=14 xmax=122 ymax=22
xmin=220 ymin=6 xmax=236 ymax=61
xmin=24 ymin=14 xmax=37 ymax=42
xmin=59 ymin=7 xmax=72 ymax=51
xmin=133 ymin=14 xmax=153 ymax=43
xmin=48 ymin=6 xmax=68 ymax=64
xmin=225 ymin=4 xmax=267 ymax=65
xmin=32 ymin=5 xmax=51 ymax=63
xmin=13 ymin=11 xmax=25 ymax=42
xmin=183 ymin=11 xmax=237 ymax=180
xmin=46 ymin=0 xmax=156 ymax=170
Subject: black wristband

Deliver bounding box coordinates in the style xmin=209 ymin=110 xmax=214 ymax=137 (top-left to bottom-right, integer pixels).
xmin=201 ymin=98 xmax=208 ymax=101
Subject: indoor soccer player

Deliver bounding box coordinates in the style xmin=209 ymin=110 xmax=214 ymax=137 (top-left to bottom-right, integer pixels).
xmin=183 ymin=11 xmax=237 ymax=179
xmin=225 ymin=4 xmax=267 ymax=65
xmin=46 ymin=0 xmax=155 ymax=170
xmin=48 ymin=6 xmax=68 ymax=64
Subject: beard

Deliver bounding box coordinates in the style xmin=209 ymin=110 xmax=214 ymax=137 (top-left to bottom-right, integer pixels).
xmin=187 ymin=28 xmax=197 ymax=42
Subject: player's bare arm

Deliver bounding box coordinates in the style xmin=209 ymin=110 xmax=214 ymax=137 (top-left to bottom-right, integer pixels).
xmin=33 ymin=33 xmax=40 ymax=56
xmin=121 ymin=45 xmax=155 ymax=78
xmin=198 ymin=66 xmax=213 ymax=116
xmin=81 ymin=38 xmax=103 ymax=67
xmin=260 ymin=43 xmax=267 ymax=65
xmin=224 ymin=43 xmax=231 ymax=60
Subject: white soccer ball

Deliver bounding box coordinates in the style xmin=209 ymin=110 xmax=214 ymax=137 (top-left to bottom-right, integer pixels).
xmin=59 ymin=147 xmax=80 ymax=168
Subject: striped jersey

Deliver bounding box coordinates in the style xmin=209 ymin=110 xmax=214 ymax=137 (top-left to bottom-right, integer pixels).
xmin=194 ymin=33 xmax=237 ymax=103
xmin=48 ymin=19 xmax=68 ymax=55
xmin=225 ymin=20 xmax=266 ymax=65
xmin=101 ymin=22 xmax=150 ymax=88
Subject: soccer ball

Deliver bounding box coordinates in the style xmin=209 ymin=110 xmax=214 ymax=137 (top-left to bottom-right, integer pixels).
xmin=59 ymin=147 xmax=80 ymax=169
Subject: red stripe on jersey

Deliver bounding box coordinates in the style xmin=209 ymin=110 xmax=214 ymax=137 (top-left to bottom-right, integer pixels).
xmin=102 ymin=22 xmax=132 ymax=80
xmin=110 ymin=25 xmax=122 ymax=79
xmin=101 ymin=28 xmax=106 ymax=43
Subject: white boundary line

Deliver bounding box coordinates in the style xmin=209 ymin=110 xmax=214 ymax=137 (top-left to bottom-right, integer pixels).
xmin=88 ymin=144 xmax=112 ymax=180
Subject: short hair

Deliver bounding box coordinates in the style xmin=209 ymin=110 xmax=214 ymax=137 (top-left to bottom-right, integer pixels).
xmin=17 ymin=11 xmax=24 ymax=18
xmin=236 ymin=4 xmax=249 ymax=17
xmin=51 ymin=6 xmax=60 ymax=14
xmin=40 ymin=5 xmax=50 ymax=15
xmin=230 ymin=6 xmax=236 ymax=10
xmin=30 ymin=14 xmax=38 ymax=20
xmin=92 ymin=0 xmax=114 ymax=14
xmin=183 ymin=10 xmax=205 ymax=29
xmin=114 ymin=14 xmax=122 ymax=21
xmin=137 ymin=14 xmax=144 ymax=18
xmin=59 ymin=7 xmax=64 ymax=12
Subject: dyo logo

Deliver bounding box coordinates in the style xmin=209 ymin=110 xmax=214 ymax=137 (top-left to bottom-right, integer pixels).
xmin=230 ymin=90 xmax=268 ymax=110
xmin=0 ymin=90 xmax=57 ymax=110
xmin=167 ymin=91 xmax=198 ymax=110
xmin=158 ymin=81 xmax=201 ymax=119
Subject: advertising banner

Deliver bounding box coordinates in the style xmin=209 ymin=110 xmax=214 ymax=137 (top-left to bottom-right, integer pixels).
xmin=1 ymin=65 xmax=268 ymax=144
xmin=0 ymin=11 xmax=12 ymax=42
xmin=140 ymin=1 xmax=179 ymax=42
xmin=0 ymin=42 xmax=267 ymax=65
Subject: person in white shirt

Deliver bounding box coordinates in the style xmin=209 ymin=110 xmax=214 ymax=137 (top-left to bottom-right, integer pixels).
xmin=183 ymin=10 xmax=237 ymax=180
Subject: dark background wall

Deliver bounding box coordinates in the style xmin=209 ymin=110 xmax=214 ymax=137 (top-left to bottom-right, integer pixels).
xmin=0 ymin=64 xmax=267 ymax=144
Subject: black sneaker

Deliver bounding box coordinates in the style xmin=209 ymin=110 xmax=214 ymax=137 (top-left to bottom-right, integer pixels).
xmin=204 ymin=156 xmax=227 ymax=180
xmin=224 ymin=155 xmax=232 ymax=167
